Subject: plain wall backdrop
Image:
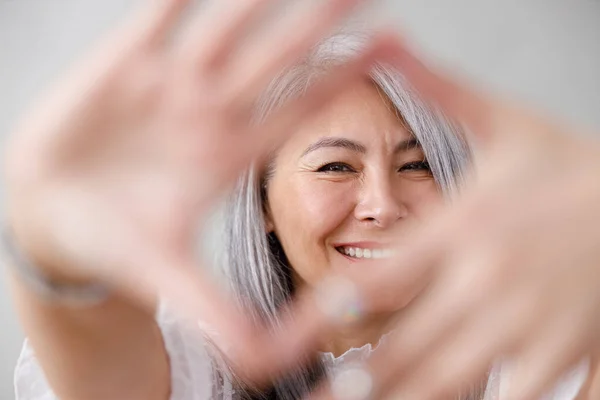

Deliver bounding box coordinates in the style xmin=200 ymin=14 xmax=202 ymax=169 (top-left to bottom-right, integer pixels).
xmin=1 ymin=0 xmax=599 ymax=398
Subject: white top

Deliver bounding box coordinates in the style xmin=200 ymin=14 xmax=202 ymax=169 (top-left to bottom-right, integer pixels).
xmin=14 ymin=303 xmax=589 ymax=400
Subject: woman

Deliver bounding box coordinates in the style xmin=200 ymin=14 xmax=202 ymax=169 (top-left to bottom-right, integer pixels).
xmin=219 ymin=32 xmax=472 ymax=399
xmin=11 ymin=19 xmax=479 ymax=397
xmin=9 ymin=25 xmax=586 ymax=400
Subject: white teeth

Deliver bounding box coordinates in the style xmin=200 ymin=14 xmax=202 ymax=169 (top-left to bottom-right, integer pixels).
xmin=339 ymin=246 xmax=392 ymax=259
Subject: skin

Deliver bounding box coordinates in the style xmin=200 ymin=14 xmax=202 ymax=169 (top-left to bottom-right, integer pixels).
xmin=265 ymin=81 xmax=441 ymax=356
xmin=9 ymin=0 xmax=600 ymax=398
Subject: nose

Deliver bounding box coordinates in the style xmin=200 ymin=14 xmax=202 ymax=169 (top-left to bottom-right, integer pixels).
xmin=354 ymin=173 xmax=408 ymax=228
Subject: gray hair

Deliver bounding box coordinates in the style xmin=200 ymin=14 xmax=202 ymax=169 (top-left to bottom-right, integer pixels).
xmin=219 ymin=31 xmax=477 ymax=399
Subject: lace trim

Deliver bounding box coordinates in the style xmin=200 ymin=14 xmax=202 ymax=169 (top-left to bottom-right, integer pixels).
xmin=320 ymin=332 xmax=391 ymax=372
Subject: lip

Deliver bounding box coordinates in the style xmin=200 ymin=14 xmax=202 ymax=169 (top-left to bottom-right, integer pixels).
xmin=332 ymin=241 xmax=392 ymax=249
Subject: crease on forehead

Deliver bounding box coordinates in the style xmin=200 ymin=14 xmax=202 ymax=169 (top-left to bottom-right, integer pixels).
xmin=312 ymin=81 xmax=420 ymax=153
xmin=309 ymin=80 xmax=415 ymax=139
xmin=300 ymin=136 xmax=421 ymax=158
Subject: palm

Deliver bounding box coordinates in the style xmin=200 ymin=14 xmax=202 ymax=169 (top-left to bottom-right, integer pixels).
xmin=5 ymin=0 xmax=392 ymax=384
xmin=316 ymin=38 xmax=600 ymax=400
xmin=47 ymin=54 xmax=254 ymax=273
xmin=12 ymin=33 xmax=239 ymax=287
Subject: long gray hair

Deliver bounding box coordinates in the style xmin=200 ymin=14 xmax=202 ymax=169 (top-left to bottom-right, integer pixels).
xmin=218 ymin=31 xmax=479 ymax=399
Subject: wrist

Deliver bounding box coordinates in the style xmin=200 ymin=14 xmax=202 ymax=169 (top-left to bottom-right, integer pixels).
xmin=2 ymin=223 xmax=110 ymax=307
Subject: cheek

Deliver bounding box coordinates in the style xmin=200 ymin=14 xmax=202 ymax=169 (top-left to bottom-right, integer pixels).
xmin=272 ymin=178 xmax=355 ymax=237
xmin=401 ymin=180 xmax=443 ymax=218
xmin=294 ymin=179 xmax=355 ymax=228
xmin=270 ymin=179 xmax=356 ymax=283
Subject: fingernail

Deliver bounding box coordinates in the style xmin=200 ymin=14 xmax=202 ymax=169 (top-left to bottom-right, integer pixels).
xmin=314 ymin=275 xmax=364 ymax=325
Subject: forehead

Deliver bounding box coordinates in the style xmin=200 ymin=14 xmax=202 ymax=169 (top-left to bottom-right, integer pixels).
xmin=284 ymin=80 xmax=412 ymax=152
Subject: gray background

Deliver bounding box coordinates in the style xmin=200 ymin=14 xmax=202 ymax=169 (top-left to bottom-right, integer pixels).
xmin=1 ymin=0 xmax=599 ymax=398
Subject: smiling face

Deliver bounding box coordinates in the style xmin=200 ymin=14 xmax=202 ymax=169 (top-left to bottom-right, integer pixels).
xmin=265 ymin=80 xmax=442 ymax=295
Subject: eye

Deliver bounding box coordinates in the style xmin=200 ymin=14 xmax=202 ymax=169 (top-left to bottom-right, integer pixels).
xmin=317 ymin=162 xmax=356 ymax=173
xmin=399 ymin=160 xmax=431 ymax=173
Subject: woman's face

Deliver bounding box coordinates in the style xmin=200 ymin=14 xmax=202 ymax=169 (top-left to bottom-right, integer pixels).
xmin=266 ymin=81 xmax=442 ymax=295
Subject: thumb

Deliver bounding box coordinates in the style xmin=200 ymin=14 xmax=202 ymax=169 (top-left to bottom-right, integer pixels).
xmin=582 ymin=352 xmax=600 ymax=399
xmin=110 ymin=233 xmax=258 ymax=349
xmin=382 ymin=35 xmax=514 ymax=147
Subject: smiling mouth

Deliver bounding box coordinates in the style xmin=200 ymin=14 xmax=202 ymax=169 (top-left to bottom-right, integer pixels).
xmin=335 ymin=246 xmax=393 ymax=260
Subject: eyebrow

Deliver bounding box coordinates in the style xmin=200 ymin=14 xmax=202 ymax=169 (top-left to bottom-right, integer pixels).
xmin=301 ymin=136 xmax=421 ymax=157
xmin=394 ymin=137 xmax=420 ymax=152
xmin=301 ymin=137 xmax=366 ymax=157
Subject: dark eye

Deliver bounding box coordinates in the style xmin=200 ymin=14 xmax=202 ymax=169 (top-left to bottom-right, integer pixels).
xmin=317 ymin=162 xmax=355 ymax=173
xmin=399 ymin=161 xmax=431 ymax=172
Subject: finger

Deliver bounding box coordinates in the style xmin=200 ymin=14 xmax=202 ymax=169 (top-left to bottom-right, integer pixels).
xmin=346 ymin=242 xmax=510 ymax=399
xmin=306 ymin=277 xmax=529 ymax=400
xmin=338 ymin=191 xmax=490 ymax=315
xmin=220 ymin=0 xmax=366 ymax=105
xmin=340 ymin=220 xmax=444 ymax=314
xmin=384 ymin=38 xmax=500 ymax=144
xmin=302 ymin=205 xmax=479 ymax=395
xmin=233 ymin=273 xmax=372 ymax=385
xmin=584 ymin=357 xmax=600 ymax=399
xmin=255 ymin=228 xmax=456 ymax=390
xmin=362 ymin=265 xmax=493 ymax=398
xmin=117 ymin=230 xmax=369 ymax=387
xmin=239 ymin=33 xmax=395 ymax=163
xmin=310 ymin=273 xmax=536 ymax=400
xmin=111 ymin=237 xmax=260 ymax=356
xmin=130 ymin=0 xmax=192 ymax=45
xmin=391 ymin=344 xmax=493 ymax=400
xmin=87 ymin=216 xmax=265 ymax=370
xmin=180 ymin=0 xmax=274 ymax=68
xmin=17 ymin=1 xmax=192 ymax=154
xmin=505 ymin=319 xmax=588 ymax=400
xmin=142 ymin=0 xmax=191 ymax=44
xmin=386 ymin=285 xmax=540 ymax=400
xmin=306 ymin=262 xmax=500 ymax=400
xmin=115 ymin=241 xmax=319 ymax=388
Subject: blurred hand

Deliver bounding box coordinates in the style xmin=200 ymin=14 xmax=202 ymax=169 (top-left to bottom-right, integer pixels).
xmin=3 ymin=0 xmax=393 ymax=385
xmin=314 ymin=38 xmax=600 ymax=400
